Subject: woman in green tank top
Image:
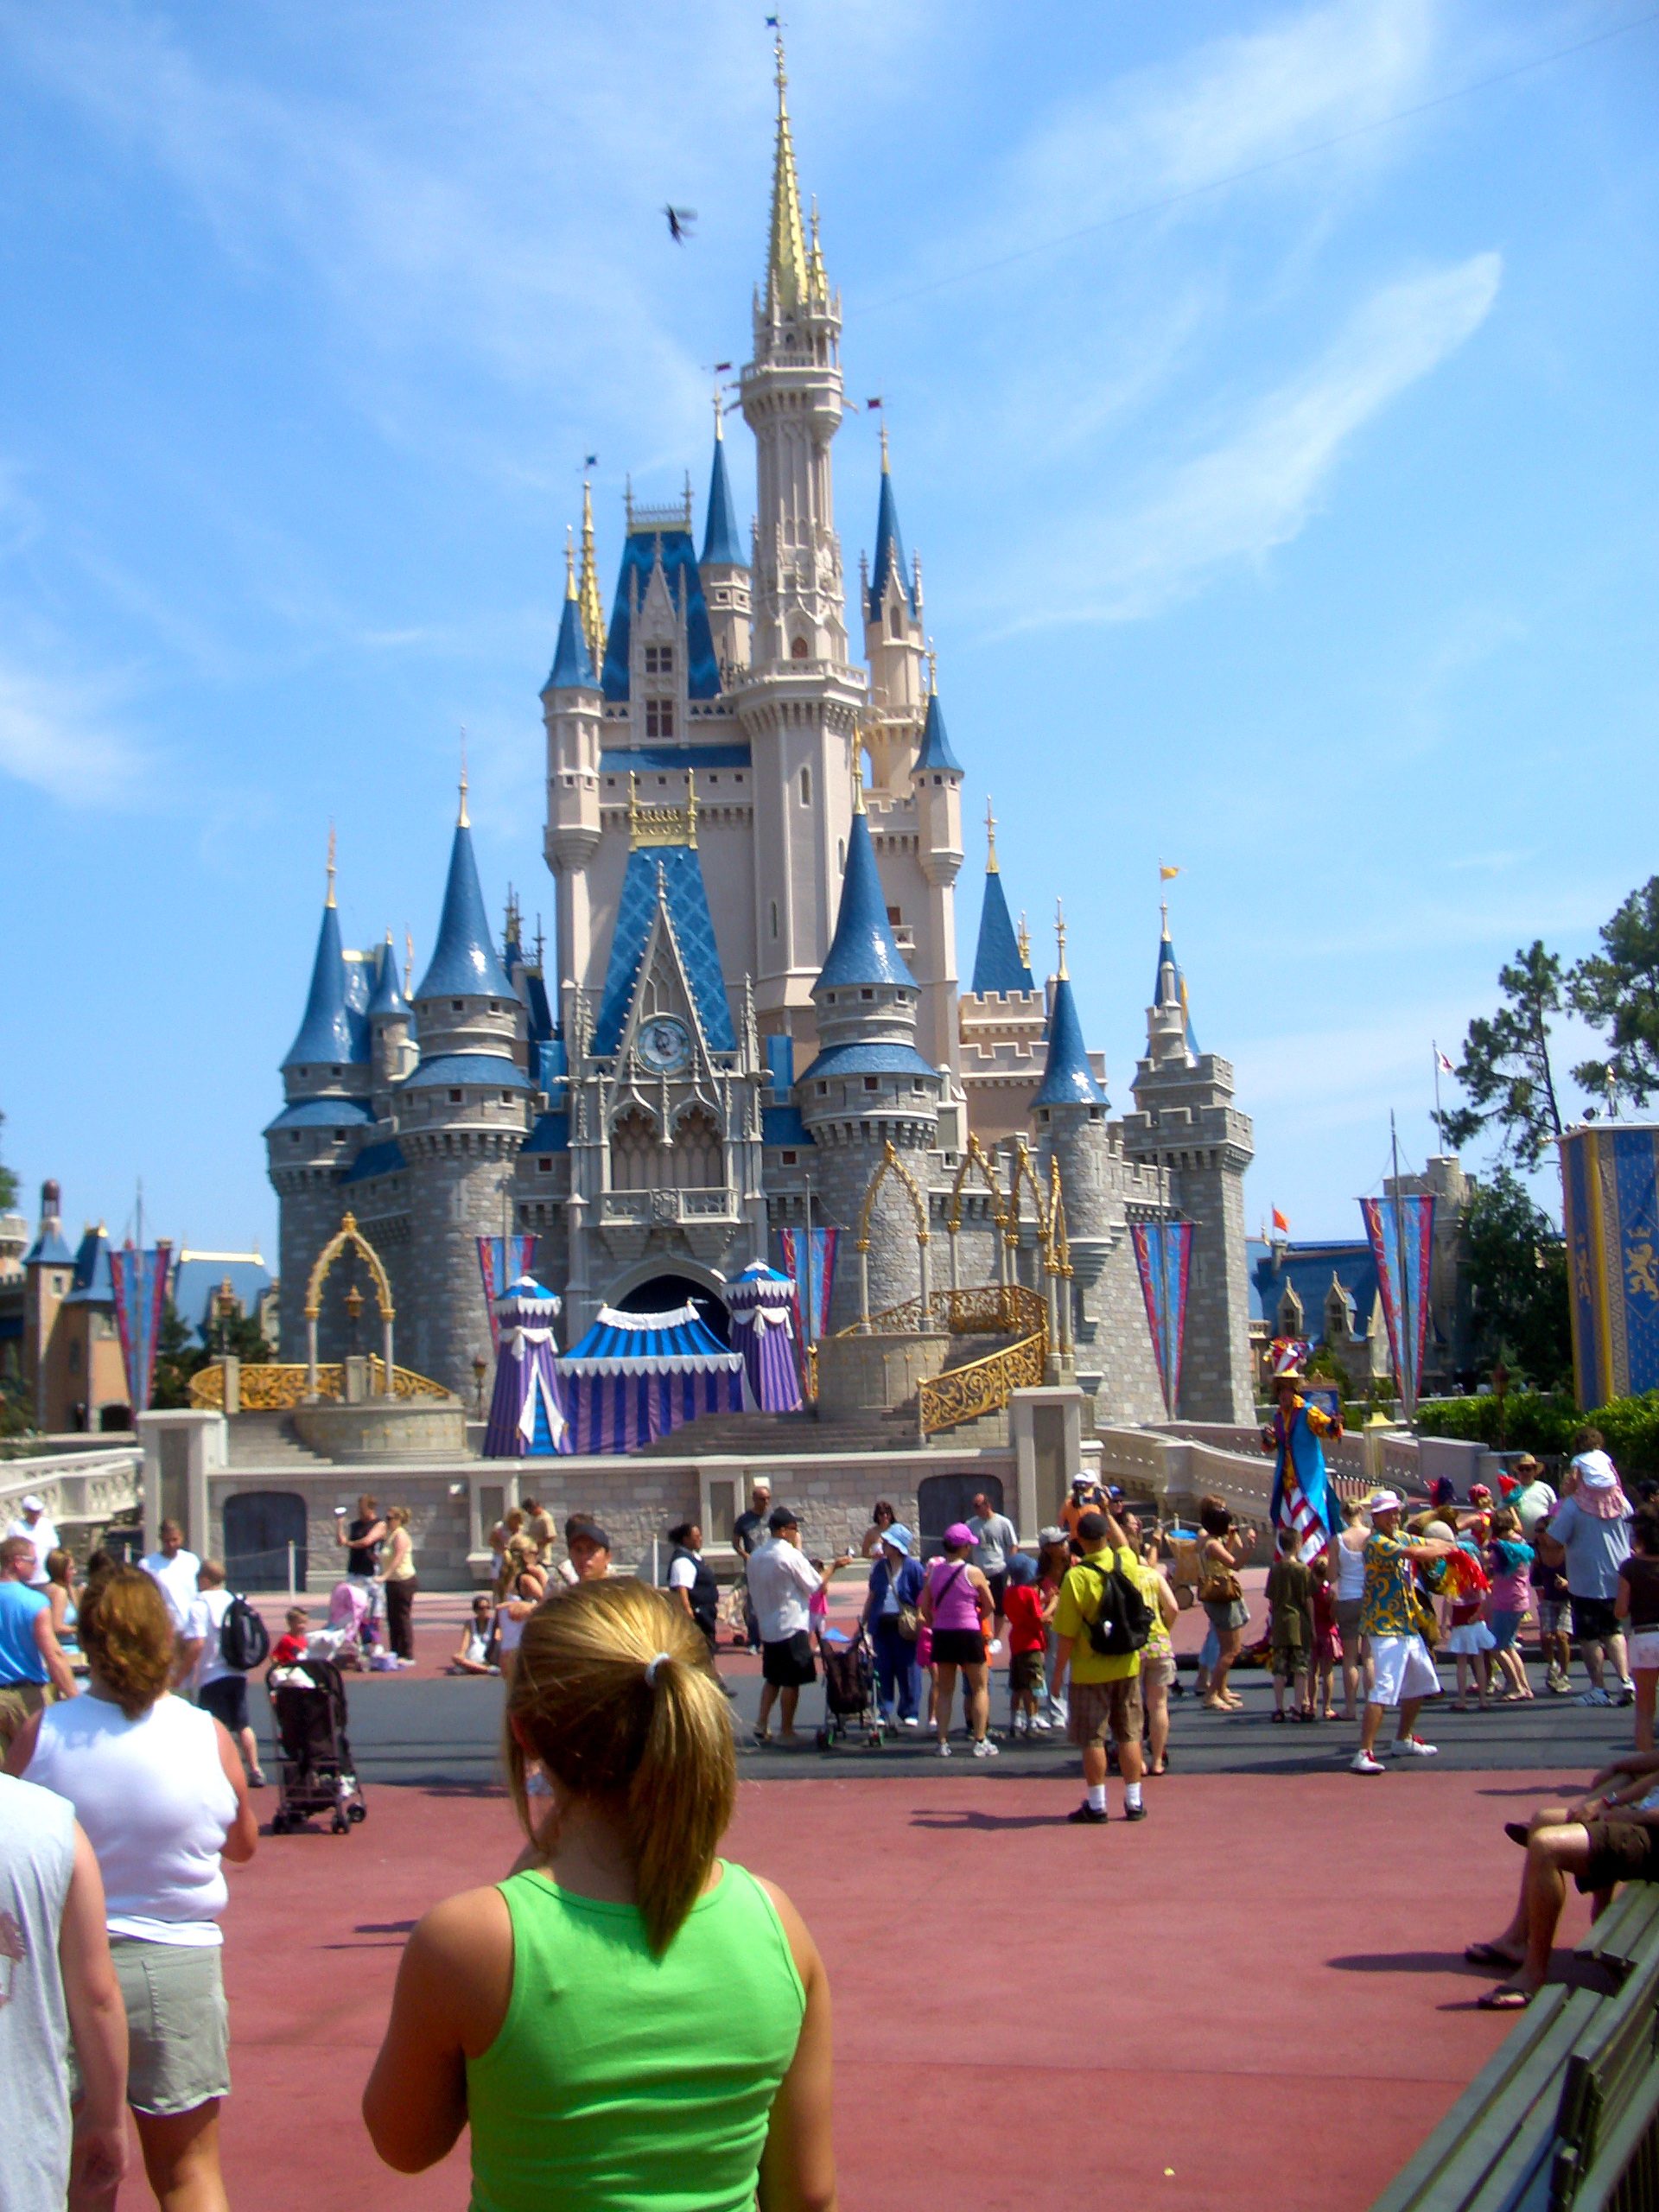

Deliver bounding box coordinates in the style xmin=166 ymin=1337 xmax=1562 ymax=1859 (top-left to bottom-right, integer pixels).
xmin=363 ymin=1580 xmax=836 ymax=2212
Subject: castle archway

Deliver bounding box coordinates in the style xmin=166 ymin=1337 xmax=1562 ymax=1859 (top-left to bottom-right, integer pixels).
xmin=608 ymin=1267 xmax=731 ymax=1345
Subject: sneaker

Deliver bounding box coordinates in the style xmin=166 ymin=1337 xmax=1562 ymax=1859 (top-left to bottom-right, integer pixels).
xmin=1351 ymin=1751 xmax=1386 ymax=1775
xmin=972 ymin=1737 xmax=999 ymax=1758
xmin=1032 ymin=1716 xmax=1052 ymax=1733
xmin=901 ymin=1715 xmax=919 ymax=1729
xmin=988 ymin=1638 xmax=1003 ymax=1657
xmin=248 ymin=1769 xmax=268 ymax=1789
xmin=1577 ymin=1688 xmax=1614 ymax=1707
xmin=1391 ymin=1736 xmax=1439 ymax=1757
xmin=1067 ymin=1802 xmax=1109 ymax=1824
xmin=1617 ymin=1681 xmax=1637 ymax=1707
xmin=937 ymin=1740 xmax=952 ymax=1758
xmin=1122 ymin=1802 xmax=1148 ymax=1822
xmin=1545 ymin=1672 xmax=1569 ymax=1695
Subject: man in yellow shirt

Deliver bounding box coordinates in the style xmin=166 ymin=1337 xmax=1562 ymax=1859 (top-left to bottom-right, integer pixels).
xmin=1052 ymin=1510 xmax=1154 ymax=1827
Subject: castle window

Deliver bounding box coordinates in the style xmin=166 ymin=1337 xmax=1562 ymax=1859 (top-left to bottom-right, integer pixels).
xmin=770 ymin=901 xmax=779 ymax=941
xmin=864 ymin=1077 xmax=879 ymax=1092
xmin=887 ymin=906 xmax=901 ymax=926
xmin=782 ymin=1150 xmax=798 ymax=1165
xmin=671 ymin=1104 xmax=722 ymax=1189
xmin=330 ymin=1065 xmax=340 ymax=1077
xmin=610 ymin=1106 xmax=658 ymax=1192
xmin=452 ymin=1000 xmax=463 ymax=1013
xmin=799 ymin=766 xmax=811 ymax=807
xmin=449 ymin=1090 xmax=463 ymax=1103
xmin=791 ymin=637 xmax=809 ymax=660
xmin=888 ymin=602 xmax=902 ymax=638
xmin=644 ymin=645 xmax=673 ymax=676
xmin=334 ymin=1129 xmax=345 ymax=1141
xmin=861 ymin=988 xmax=874 ymax=1001
xmin=501 ymin=1092 xmax=512 ymax=1103
xmin=645 ymin=698 xmax=674 ymax=740
xmin=817 ymin=1083 xmax=828 ymax=1096
xmin=837 ymin=838 xmax=845 ymax=872
xmin=537 ymin=1158 xmax=551 ymax=1173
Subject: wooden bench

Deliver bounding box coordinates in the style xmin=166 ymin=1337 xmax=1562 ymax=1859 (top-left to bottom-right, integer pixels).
xmin=1371 ymin=1885 xmax=1659 ymax=2211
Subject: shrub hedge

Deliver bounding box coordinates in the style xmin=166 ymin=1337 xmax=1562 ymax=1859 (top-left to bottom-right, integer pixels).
xmin=1415 ymin=1389 xmax=1659 ymax=1478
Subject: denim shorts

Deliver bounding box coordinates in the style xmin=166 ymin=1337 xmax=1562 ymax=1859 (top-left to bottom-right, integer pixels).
xmin=1485 ymin=1608 xmax=1524 ymax=1653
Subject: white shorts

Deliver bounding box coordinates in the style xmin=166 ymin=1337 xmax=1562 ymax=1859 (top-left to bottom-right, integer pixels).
xmin=1629 ymin=1630 xmax=1659 ymax=1671
xmin=1367 ymin=1633 xmax=1442 ymax=1708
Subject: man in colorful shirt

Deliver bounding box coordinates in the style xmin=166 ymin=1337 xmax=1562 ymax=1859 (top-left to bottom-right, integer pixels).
xmin=1352 ymin=1491 xmax=1458 ymax=1775
xmin=1052 ymin=1510 xmax=1153 ymax=1827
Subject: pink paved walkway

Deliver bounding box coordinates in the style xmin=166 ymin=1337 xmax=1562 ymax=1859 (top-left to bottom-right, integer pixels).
xmin=113 ymin=1761 xmax=1592 ymax=2212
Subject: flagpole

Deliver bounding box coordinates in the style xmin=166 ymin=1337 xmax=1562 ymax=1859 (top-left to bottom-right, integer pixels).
xmin=1391 ymin=1111 xmax=1416 ymax=1427
xmin=803 ymin=1174 xmax=814 ymax=1347
xmin=1432 ymin=1041 xmax=1443 ymax=1140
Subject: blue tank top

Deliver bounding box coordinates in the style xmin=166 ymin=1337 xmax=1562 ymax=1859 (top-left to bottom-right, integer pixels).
xmin=0 ymin=1581 xmax=50 ymax=1685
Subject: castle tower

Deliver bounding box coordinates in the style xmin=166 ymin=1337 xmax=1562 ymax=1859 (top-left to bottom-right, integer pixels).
xmin=957 ymin=802 xmax=1046 ymax=1146
xmin=700 ymin=398 xmax=752 ymax=683
xmin=265 ymin=842 xmax=375 ymax=1360
xmin=797 ymin=789 xmax=941 ymax=1327
xmin=399 ymin=774 xmax=532 ymax=1394
xmin=366 ymin=930 xmax=411 ymax=1112
xmin=541 ymin=539 xmax=603 ymax=1031
xmin=909 ymin=667 xmax=963 ymax=1079
xmin=861 ymin=429 xmax=926 ymax=788
xmin=736 ymin=34 xmax=865 ymax=1046
xmin=1123 ymin=909 xmax=1255 ymax=1421
xmin=22 ymin=1179 xmax=74 ymax=1426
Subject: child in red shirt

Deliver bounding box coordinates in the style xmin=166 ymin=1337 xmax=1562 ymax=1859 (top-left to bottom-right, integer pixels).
xmin=271 ymin=1606 xmax=311 ymax=1668
xmin=1003 ymin=1578 xmax=1052 ymax=1740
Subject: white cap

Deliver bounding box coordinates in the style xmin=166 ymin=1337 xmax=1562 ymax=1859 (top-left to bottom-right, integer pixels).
xmin=1368 ymin=1490 xmax=1403 ymax=1516
xmin=20 ymin=1495 xmax=45 ymax=1514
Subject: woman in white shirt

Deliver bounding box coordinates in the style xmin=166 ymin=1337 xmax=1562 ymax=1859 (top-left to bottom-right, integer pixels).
xmin=7 ymin=1564 xmax=257 ymax=2211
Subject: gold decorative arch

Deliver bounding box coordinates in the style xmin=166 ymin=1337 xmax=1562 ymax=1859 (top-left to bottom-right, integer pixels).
xmin=945 ymin=1134 xmax=1007 ymax=1236
xmin=303 ymin=1211 xmax=395 ymax=1321
xmin=855 ymin=1139 xmax=929 ymax=1253
xmin=1006 ymin=1139 xmax=1052 ymax=1262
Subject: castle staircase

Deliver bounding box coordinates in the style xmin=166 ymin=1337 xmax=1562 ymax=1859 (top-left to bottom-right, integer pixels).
xmin=835 ymin=1283 xmax=1048 ymax=1441
xmin=629 ymin=1403 xmax=925 ymax=1458
xmin=224 ymin=1414 xmax=334 ymax=1471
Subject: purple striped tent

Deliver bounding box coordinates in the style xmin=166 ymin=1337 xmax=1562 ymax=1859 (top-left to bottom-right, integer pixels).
xmin=725 ymin=1261 xmax=803 ymax=1413
xmin=482 ymin=1277 xmax=569 ymax=1458
xmin=558 ymin=1304 xmax=744 ymax=1454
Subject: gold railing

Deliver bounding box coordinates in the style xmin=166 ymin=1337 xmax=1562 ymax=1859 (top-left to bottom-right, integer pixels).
xmin=189 ymin=1360 xmax=450 ymax=1411
xmin=837 ymin=1282 xmax=1045 ymax=1341
xmin=919 ymin=1325 xmax=1048 ymax=1437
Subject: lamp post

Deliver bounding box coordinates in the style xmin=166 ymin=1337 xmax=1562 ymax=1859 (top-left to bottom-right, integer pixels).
xmin=472 ymin=1351 xmax=488 ymax=1413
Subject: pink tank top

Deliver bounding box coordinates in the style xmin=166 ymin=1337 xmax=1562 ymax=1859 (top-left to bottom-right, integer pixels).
xmin=927 ymin=1558 xmax=982 ymax=1634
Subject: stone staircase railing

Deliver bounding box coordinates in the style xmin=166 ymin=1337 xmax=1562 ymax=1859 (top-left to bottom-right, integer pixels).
xmin=0 ymin=1449 xmax=143 ymax=1544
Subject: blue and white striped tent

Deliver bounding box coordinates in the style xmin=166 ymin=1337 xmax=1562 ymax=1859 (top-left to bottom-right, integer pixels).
xmin=558 ymin=1303 xmax=744 ymax=1454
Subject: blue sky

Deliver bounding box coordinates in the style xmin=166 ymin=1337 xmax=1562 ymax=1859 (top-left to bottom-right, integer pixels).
xmin=2 ymin=0 xmax=1656 ymax=1258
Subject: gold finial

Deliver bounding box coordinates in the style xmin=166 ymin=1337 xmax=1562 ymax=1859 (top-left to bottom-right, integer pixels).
xmin=325 ymin=822 xmax=336 ymax=908
xmin=458 ymin=728 xmax=469 ymax=827
xmin=984 ymin=794 xmax=999 ymax=874
xmin=766 ymin=29 xmax=809 ymax=314
xmin=713 ymin=382 xmax=724 ymax=442
xmin=1160 ymin=897 xmax=1171 ymax=941
xmin=879 ymin=417 xmax=890 ymax=472
xmin=1017 ymin=911 xmax=1032 ymax=967
xmin=404 ymin=929 xmax=413 ymax=995
xmin=808 ymin=194 xmax=827 ymax=299
xmin=852 ymin=762 xmax=866 ymax=815
xmin=926 ymin=642 xmax=938 ymax=696
xmin=579 ymin=478 xmax=607 ymax=674
xmin=564 ymin=526 xmax=576 ymax=597
xmin=1055 ymin=898 xmax=1068 ymax=981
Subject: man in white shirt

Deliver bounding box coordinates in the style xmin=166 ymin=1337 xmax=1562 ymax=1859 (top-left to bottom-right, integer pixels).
xmin=180 ymin=1560 xmax=265 ymax=1787
xmin=967 ymin=1491 xmax=1020 ymax=1643
xmin=746 ymin=1507 xmax=822 ymax=1746
xmin=137 ymin=1520 xmax=203 ymax=1636
xmin=4 ymin=1497 xmax=59 ymax=1588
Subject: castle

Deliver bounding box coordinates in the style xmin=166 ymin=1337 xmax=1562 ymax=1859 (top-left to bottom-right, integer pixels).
xmin=265 ymin=45 xmax=1256 ymax=1427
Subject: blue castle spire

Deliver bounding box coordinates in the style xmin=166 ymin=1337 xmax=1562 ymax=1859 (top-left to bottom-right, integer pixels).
xmin=283 ymin=846 xmax=365 ymax=1066
xmin=1034 ymin=912 xmax=1105 ymax=1108
xmin=969 ymin=799 xmax=1033 ymax=994
xmin=867 ymin=429 xmax=916 ymax=624
xmin=913 ymin=683 xmax=961 ymax=774
xmin=1154 ymin=903 xmax=1199 ymax=1052
xmin=545 ymin=538 xmax=597 ymax=690
xmin=414 ymin=779 xmax=516 ymax=1002
xmin=702 ymin=410 xmax=745 ymax=568
xmin=815 ymin=793 xmax=916 ymax=991
xmin=366 ymin=930 xmax=408 ymax=1020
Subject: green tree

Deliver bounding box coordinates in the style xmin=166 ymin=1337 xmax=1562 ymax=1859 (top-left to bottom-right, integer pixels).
xmin=1437 ymin=944 xmax=1567 ymax=1169
xmin=1569 ymin=875 xmax=1659 ymax=1107
xmin=1463 ymin=1166 xmax=1573 ymax=1391
xmin=149 ymin=1304 xmax=208 ymax=1411
xmin=0 ymin=1109 xmax=18 ymax=1213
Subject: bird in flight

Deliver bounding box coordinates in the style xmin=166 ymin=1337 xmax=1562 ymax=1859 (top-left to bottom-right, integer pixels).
xmin=664 ymin=205 xmax=697 ymax=245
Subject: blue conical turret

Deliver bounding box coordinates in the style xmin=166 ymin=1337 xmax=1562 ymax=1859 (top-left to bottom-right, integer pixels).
xmin=969 ymin=800 xmax=1033 ymax=994
xmin=913 ymin=686 xmax=961 ymax=775
xmin=283 ymin=888 xmax=363 ymax=1068
xmin=367 ymin=930 xmax=408 ymax=1020
xmin=702 ymin=416 xmax=745 ymax=569
xmin=415 ymin=799 xmax=516 ymax=1003
xmin=545 ymin=541 xmax=597 ymax=691
xmin=1154 ymin=905 xmax=1198 ymax=1053
xmin=868 ymin=435 xmax=916 ymax=624
xmin=1035 ymin=917 xmax=1106 ymax=1108
xmin=815 ymin=797 xmax=916 ymax=992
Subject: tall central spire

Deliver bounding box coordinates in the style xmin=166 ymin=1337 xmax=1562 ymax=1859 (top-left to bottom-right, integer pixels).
xmin=766 ymin=35 xmax=809 ymax=315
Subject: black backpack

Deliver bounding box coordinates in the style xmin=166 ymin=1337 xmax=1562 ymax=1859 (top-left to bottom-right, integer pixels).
xmin=219 ymin=1592 xmax=270 ymax=1673
xmin=1084 ymin=1555 xmax=1154 ymax=1658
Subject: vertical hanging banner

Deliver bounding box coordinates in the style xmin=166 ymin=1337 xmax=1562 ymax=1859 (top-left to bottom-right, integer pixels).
xmin=1131 ymin=1220 xmax=1193 ymax=1418
xmin=779 ymin=1226 xmax=838 ymax=1345
xmin=1359 ymin=1192 xmax=1436 ymax=1410
xmin=110 ymin=1241 xmax=174 ymax=1414
xmin=476 ymin=1234 xmax=539 ymax=1351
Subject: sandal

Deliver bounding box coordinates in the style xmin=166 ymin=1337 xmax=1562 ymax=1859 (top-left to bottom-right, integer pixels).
xmin=1478 ymin=1984 xmax=1535 ymax=2011
xmin=1270 ymin=1709 xmax=1287 ymax=1724
xmin=1465 ymin=1940 xmax=1525 ymax=1968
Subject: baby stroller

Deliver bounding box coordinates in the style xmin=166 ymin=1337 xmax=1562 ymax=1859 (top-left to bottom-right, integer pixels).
xmin=266 ymin=1657 xmax=368 ymax=1835
xmin=815 ymin=1632 xmax=884 ymax=1751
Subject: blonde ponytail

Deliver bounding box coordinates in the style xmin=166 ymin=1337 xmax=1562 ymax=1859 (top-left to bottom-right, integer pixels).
xmin=505 ymin=1580 xmax=736 ymax=1955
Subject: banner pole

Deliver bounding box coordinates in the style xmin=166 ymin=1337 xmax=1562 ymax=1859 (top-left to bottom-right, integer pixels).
xmin=1391 ymin=1113 xmax=1416 ymax=1427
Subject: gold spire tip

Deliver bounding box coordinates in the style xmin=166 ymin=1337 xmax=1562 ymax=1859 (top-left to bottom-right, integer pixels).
xmin=564 ymin=528 xmax=576 ymax=595
xmin=713 ymin=383 xmax=724 ymax=440
xmin=1017 ymin=911 xmax=1032 ymax=966
xmin=1055 ymin=898 xmax=1068 ymax=980
xmin=852 ymin=765 xmax=866 ymax=816
xmin=880 ymin=418 xmax=890 ymax=470
xmin=325 ymin=822 xmax=337 ymax=906
xmin=458 ymin=728 xmax=470 ymax=828
xmin=984 ymin=795 xmax=998 ymax=874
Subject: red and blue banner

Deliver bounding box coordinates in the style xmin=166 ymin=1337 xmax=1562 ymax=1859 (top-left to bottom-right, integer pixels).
xmin=1360 ymin=1192 xmax=1436 ymax=1412
xmin=778 ymin=1225 xmax=838 ymax=1348
xmin=1131 ymin=1220 xmax=1193 ymax=1418
xmin=110 ymin=1241 xmax=173 ymax=1414
xmin=476 ymin=1235 xmax=539 ymax=1351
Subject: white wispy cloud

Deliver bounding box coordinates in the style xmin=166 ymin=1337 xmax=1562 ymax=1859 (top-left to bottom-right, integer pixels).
xmin=0 ymin=658 xmax=148 ymax=804
xmin=1004 ymin=251 xmax=1501 ymax=629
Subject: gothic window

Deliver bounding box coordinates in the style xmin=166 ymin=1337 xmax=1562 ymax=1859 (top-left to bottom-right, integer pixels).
xmin=645 ymin=697 xmax=674 ymax=740
xmin=671 ymin=1106 xmax=722 ymax=1190
xmin=799 ymin=766 xmax=811 ymax=807
xmin=837 ymin=838 xmax=845 ymax=872
xmin=887 ymin=906 xmax=901 ymax=926
xmin=791 ymin=637 xmax=809 ymax=661
xmin=888 ymin=602 xmax=902 ymax=638
xmin=610 ymin=1108 xmax=659 ymax=1192
xmin=644 ymin=645 xmax=673 ymax=676
xmin=770 ymin=900 xmax=779 ymax=941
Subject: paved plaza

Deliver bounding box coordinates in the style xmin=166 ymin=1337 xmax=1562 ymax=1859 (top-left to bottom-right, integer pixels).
xmin=155 ymin=1584 xmax=1629 ymax=2212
